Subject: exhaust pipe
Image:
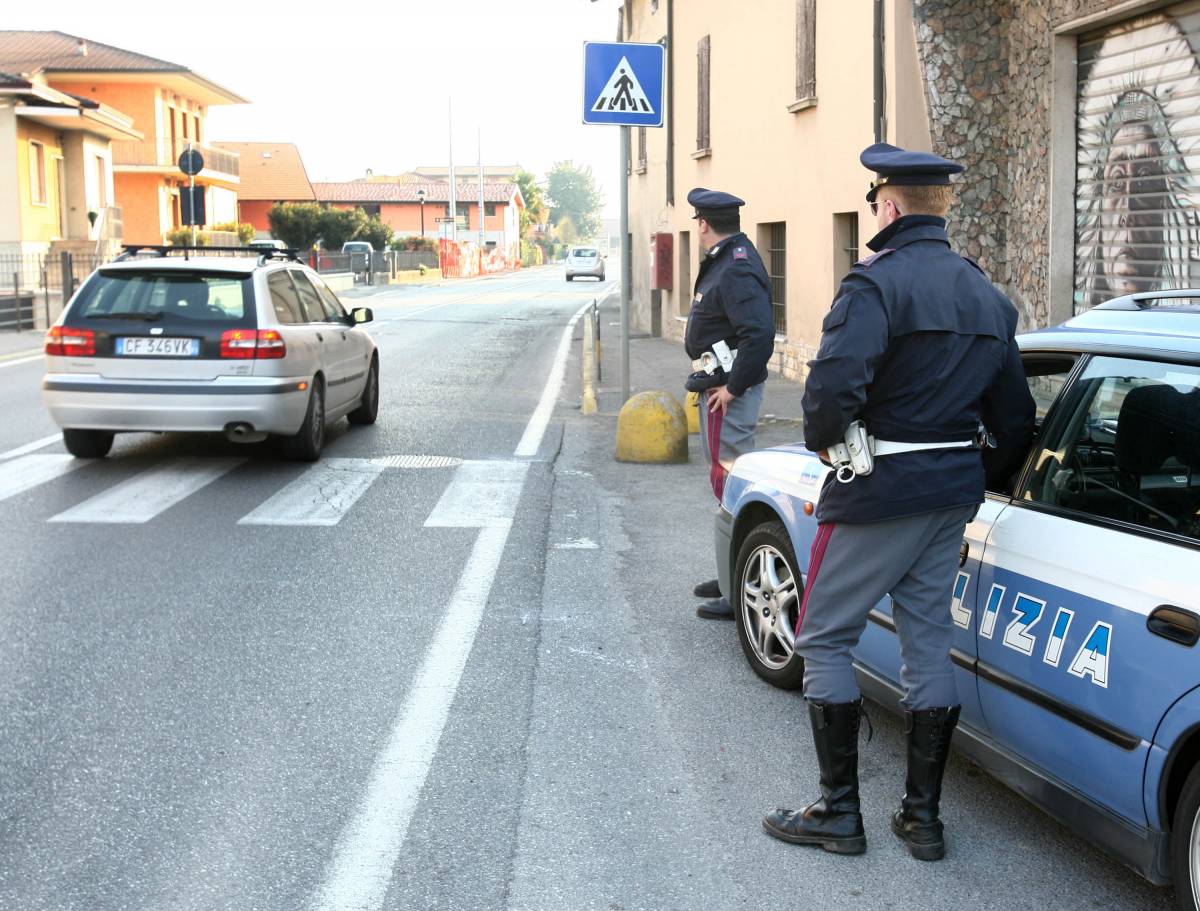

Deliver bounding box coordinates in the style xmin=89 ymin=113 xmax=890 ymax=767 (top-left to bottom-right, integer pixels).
xmin=225 ymin=422 xmax=268 ymax=444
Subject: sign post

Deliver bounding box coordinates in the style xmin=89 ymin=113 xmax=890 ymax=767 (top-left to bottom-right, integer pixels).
xmin=582 ymin=41 xmax=665 ymax=406
xmin=178 ymin=143 xmax=205 ymax=249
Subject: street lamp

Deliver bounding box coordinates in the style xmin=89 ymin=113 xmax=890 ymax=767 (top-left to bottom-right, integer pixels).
xmin=417 ymin=187 xmax=426 ymax=238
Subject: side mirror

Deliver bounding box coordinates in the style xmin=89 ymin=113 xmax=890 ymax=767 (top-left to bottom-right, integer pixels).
xmin=352 ymin=307 xmax=374 ymax=324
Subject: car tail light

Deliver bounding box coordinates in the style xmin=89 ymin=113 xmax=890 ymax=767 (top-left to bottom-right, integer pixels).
xmin=220 ymin=329 xmax=286 ymax=360
xmin=255 ymin=329 xmax=285 ymax=359
xmin=45 ymin=326 xmax=95 ymax=357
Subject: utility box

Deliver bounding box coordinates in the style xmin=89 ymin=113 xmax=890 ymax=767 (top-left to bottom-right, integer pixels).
xmin=649 ymin=232 xmax=673 ymax=290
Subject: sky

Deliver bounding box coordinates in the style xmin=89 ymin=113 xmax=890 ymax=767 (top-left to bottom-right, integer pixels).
xmin=9 ymin=0 xmax=624 ymax=216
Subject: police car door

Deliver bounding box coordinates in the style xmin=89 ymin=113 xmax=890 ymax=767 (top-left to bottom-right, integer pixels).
xmin=976 ymin=353 xmax=1200 ymax=827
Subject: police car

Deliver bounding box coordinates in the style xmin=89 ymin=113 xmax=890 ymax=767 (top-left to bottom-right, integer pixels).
xmin=716 ymin=291 xmax=1200 ymax=903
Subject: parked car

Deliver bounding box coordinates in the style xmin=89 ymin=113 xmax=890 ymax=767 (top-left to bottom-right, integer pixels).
xmin=43 ymin=247 xmax=379 ymax=462
xmin=716 ymin=291 xmax=1200 ymax=904
xmin=247 ymin=238 xmax=288 ymax=251
xmin=565 ymin=246 xmax=605 ymax=281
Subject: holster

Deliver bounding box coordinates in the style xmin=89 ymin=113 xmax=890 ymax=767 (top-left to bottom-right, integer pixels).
xmin=685 ymin=368 xmax=728 ymax=393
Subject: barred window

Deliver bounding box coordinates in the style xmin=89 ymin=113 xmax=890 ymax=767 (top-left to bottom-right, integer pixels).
xmin=761 ymin=222 xmax=787 ymax=334
xmin=697 ymin=35 xmax=711 ymax=152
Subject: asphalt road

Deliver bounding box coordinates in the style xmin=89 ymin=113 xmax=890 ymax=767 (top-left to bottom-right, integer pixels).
xmin=0 ymin=266 xmax=1175 ymax=910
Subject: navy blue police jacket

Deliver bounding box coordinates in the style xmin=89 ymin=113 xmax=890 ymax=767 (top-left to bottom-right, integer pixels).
xmin=684 ymin=232 xmax=775 ymax=397
xmin=802 ymin=215 xmax=1035 ymax=524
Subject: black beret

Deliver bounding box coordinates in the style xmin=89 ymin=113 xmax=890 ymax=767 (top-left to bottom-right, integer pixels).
xmin=860 ymin=142 xmax=963 ymax=202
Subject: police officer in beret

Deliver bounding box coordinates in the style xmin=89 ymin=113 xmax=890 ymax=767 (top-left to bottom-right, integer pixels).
xmin=762 ymin=144 xmax=1034 ymax=859
xmin=683 ymin=188 xmax=775 ymax=620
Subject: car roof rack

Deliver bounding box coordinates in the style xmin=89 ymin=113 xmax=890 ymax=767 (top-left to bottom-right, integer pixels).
xmin=115 ymin=244 xmax=301 ymax=266
xmin=1094 ymin=290 xmax=1200 ymax=311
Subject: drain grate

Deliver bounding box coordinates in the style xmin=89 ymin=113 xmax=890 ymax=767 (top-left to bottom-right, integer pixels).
xmin=371 ymin=455 xmax=464 ymax=469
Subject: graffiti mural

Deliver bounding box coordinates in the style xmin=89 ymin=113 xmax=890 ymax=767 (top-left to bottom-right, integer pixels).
xmin=1075 ymin=5 xmax=1200 ymax=312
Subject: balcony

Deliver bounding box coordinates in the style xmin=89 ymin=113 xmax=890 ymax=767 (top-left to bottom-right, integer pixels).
xmin=111 ymin=139 xmax=239 ymax=179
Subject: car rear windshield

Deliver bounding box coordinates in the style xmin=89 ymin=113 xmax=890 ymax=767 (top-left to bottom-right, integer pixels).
xmin=571 ymin=248 xmax=598 ymax=258
xmin=71 ymin=271 xmax=256 ymax=328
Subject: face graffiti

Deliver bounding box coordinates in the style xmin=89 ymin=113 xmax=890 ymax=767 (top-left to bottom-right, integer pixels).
xmin=1099 ymin=121 xmax=1170 ymax=295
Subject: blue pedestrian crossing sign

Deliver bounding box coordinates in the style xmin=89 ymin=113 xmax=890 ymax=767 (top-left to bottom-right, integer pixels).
xmin=582 ymin=41 xmax=665 ymax=127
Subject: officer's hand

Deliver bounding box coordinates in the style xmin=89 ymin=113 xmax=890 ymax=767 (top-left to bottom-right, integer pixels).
xmin=709 ymin=386 xmax=736 ymax=415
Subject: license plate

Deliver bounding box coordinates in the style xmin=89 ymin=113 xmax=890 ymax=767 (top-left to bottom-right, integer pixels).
xmin=116 ymin=337 xmax=199 ymax=357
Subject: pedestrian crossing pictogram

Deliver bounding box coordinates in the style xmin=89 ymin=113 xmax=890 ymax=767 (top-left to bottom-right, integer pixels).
xmin=590 ymin=57 xmax=654 ymax=114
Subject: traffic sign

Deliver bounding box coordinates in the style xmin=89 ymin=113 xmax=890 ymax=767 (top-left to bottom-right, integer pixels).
xmin=178 ymin=147 xmax=204 ymax=176
xmin=582 ymin=42 xmax=664 ymax=127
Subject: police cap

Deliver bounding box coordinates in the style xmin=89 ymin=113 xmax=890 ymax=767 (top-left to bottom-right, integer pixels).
xmin=687 ymin=187 xmax=745 ymax=220
xmin=860 ymin=142 xmax=963 ymax=203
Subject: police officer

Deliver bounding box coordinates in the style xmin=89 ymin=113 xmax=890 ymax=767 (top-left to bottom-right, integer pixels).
xmin=762 ymin=145 xmax=1035 ymax=859
xmin=683 ymin=188 xmax=775 ymax=620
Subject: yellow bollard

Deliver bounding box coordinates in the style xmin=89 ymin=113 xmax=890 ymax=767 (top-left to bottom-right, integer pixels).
xmin=581 ymin=315 xmax=598 ymax=415
xmin=685 ymin=390 xmax=701 ymax=434
xmin=615 ymin=391 xmax=688 ymax=463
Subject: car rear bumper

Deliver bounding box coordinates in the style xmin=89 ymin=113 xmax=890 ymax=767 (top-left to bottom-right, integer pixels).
xmin=566 ymin=266 xmax=604 ymax=278
xmin=42 ymin=373 xmax=311 ymax=434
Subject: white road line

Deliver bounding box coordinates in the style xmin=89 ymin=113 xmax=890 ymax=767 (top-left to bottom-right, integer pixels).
xmin=238 ymin=458 xmax=385 ymax=526
xmin=49 ymin=456 xmax=243 ymax=524
xmin=514 ymin=300 xmax=594 ymax=458
xmin=0 ymin=433 xmax=61 ymax=462
xmin=0 ymin=353 xmax=42 ymax=370
xmin=0 ymin=453 xmax=85 ymax=504
xmin=422 ymin=460 xmax=529 ymax=528
xmin=311 ymin=299 xmax=587 ymax=911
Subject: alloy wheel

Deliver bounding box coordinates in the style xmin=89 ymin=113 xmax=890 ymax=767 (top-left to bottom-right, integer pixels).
xmin=740 ymin=544 xmax=800 ymax=670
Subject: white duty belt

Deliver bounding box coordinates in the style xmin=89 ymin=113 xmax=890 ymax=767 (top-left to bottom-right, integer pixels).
xmin=692 ymin=342 xmax=738 ymax=375
xmin=827 ymin=420 xmax=980 ymax=484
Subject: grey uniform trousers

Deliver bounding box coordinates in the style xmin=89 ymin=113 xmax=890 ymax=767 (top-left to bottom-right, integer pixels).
xmin=697 ymin=382 xmax=764 ymax=501
xmin=794 ymin=503 xmax=977 ymax=709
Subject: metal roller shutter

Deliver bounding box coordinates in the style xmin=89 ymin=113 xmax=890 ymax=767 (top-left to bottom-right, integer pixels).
xmin=1074 ymin=2 xmax=1200 ymax=312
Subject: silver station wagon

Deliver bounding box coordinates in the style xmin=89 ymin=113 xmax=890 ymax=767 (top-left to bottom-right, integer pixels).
xmin=42 ymin=246 xmax=380 ymax=462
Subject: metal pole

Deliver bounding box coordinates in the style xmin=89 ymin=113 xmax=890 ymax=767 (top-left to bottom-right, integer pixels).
xmin=188 ymin=141 xmax=197 ymax=248
xmin=619 ymin=125 xmax=631 ymax=404
xmin=477 ymin=127 xmax=485 ymax=253
xmin=12 ymin=271 xmax=20 ymax=332
xmin=448 ymin=100 xmax=457 ymax=246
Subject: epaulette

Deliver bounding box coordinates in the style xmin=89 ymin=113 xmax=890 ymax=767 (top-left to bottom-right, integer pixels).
xmin=962 ymin=255 xmax=987 ymax=275
xmin=854 ymin=248 xmax=896 ymax=269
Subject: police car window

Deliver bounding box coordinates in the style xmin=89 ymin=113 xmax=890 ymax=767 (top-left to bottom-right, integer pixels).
xmin=1021 ymin=355 xmax=1200 ymax=541
xmin=1023 ymin=355 xmax=1077 ymax=426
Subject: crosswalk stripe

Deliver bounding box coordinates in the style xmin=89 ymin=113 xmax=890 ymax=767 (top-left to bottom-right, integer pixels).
xmin=48 ymin=457 xmax=243 ymax=524
xmin=0 ymin=454 xmax=85 ymax=504
xmin=237 ymin=458 xmax=385 ymax=526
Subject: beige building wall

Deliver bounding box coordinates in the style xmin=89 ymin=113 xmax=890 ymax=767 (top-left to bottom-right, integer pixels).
xmin=625 ymin=0 xmax=934 ymax=383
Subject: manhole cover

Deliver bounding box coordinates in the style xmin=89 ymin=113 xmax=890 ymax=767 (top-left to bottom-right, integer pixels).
xmin=371 ymin=455 xmax=464 ymax=469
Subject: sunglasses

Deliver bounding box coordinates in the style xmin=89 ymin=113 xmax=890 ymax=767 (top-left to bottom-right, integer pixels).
xmin=869 ymin=199 xmax=901 ymax=217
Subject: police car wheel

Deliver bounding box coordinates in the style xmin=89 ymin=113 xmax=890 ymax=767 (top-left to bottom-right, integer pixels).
xmin=733 ymin=520 xmax=805 ymax=690
xmin=1171 ymin=762 xmax=1200 ymax=910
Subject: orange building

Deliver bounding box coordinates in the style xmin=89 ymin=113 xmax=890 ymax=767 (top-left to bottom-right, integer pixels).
xmin=0 ymin=70 xmax=140 ymax=262
xmin=311 ymin=181 xmax=524 ymax=252
xmin=0 ymin=31 xmax=248 ymax=245
xmin=212 ymin=141 xmax=316 ymax=235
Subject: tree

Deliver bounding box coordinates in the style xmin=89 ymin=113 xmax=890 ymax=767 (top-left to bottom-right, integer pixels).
xmin=318 ymin=207 xmax=369 ymax=250
xmin=545 ymin=161 xmax=602 ymax=240
xmin=514 ymin=169 xmax=547 ymax=242
xmin=552 ymin=214 xmax=579 ymax=247
xmin=268 ymin=203 xmax=324 ymax=250
xmin=358 ymin=215 xmax=394 ymax=252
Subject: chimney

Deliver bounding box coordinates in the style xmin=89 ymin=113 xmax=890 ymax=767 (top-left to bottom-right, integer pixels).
xmin=76 ymin=39 xmax=88 ymax=56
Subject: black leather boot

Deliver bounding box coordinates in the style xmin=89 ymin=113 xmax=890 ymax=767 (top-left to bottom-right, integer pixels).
xmin=762 ymin=700 xmax=866 ymax=855
xmin=692 ymin=579 xmax=721 ymax=598
xmin=891 ymin=705 xmax=961 ymax=861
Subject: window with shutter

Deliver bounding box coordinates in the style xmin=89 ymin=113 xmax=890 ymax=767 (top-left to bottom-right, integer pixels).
xmin=696 ymin=35 xmax=711 ymax=155
xmin=791 ymin=0 xmax=817 ymax=112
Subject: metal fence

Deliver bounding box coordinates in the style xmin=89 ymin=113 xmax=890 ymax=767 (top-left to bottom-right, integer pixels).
xmin=312 ymin=249 xmax=439 ymax=280
xmin=0 ymin=252 xmax=102 ymax=331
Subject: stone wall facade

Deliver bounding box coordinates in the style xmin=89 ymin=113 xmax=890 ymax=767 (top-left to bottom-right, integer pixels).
xmin=911 ymin=0 xmax=1158 ymax=330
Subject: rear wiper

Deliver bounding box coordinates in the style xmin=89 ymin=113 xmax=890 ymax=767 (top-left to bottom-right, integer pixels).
xmin=86 ymin=312 xmax=164 ymax=321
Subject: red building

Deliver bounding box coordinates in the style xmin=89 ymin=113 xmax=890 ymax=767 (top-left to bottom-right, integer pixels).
xmin=212 ymin=141 xmax=315 ymax=235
